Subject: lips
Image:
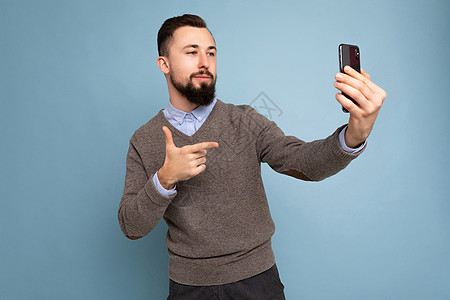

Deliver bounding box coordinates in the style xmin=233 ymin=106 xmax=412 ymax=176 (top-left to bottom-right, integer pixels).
xmin=194 ymin=75 xmax=211 ymax=81
xmin=192 ymin=71 xmax=213 ymax=80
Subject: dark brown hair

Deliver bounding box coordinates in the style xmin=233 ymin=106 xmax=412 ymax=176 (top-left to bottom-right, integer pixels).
xmin=157 ymin=14 xmax=210 ymax=57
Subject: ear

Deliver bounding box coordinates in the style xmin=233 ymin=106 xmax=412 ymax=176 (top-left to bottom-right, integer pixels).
xmin=157 ymin=56 xmax=170 ymax=75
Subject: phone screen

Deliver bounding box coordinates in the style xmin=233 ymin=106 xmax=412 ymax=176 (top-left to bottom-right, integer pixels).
xmin=339 ymin=44 xmax=360 ymax=112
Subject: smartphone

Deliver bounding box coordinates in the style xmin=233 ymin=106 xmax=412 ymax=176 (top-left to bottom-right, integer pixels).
xmin=338 ymin=44 xmax=361 ymax=113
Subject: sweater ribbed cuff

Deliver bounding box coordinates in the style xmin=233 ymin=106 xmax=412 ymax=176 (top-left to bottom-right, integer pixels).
xmin=331 ymin=124 xmax=366 ymax=160
xmin=144 ymin=173 xmax=177 ymax=206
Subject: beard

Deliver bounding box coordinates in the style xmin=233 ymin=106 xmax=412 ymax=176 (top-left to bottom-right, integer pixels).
xmin=170 ymin=70 xmax=216 ymax=107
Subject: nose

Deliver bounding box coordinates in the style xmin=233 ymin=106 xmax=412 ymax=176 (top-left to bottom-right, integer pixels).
xmin=198 ymin=52 xmax=210 ymax=69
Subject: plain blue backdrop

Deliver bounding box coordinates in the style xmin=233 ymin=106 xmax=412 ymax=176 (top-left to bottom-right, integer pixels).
xmin=1 ymin=0 xmax=449 ymax=299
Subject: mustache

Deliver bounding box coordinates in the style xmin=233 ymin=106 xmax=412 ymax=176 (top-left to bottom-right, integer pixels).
xmin=191 ymin=70 xmax=214 ymax=79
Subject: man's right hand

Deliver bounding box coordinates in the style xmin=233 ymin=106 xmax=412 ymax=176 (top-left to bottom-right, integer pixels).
xmin=157 ymin=126 xmax=219 ymax=190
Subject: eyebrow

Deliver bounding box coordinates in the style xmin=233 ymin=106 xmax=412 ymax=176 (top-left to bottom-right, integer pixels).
xmin=182 ymin=44 xmax=216 ymax=51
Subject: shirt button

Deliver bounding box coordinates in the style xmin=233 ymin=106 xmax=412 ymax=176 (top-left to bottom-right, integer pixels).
xmin=187 ymin=114 xmax=191 ymax=118
xmin=198 ymin=117 xmax=202 ymax=120
xmin=178 ymin=119 xmax=182 ymax=123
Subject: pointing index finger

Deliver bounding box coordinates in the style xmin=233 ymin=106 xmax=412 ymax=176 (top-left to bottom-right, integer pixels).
xmin=188 ymin=141 xmax=219 ymax=153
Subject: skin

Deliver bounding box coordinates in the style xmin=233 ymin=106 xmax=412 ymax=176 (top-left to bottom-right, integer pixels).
xmin=157 ymin=26 xmax=217 ymax=112
xmin=156 ymin=26 xmax=219 ymax=189
xmin=334 ymin=66 xmax=387 ymax=148
xmin=155 ymin=26 xmax=387 ymax=189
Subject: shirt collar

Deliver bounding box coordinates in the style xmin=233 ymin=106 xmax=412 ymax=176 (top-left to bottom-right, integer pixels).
xmin=166 ymin=98 xmax=217 ymax=125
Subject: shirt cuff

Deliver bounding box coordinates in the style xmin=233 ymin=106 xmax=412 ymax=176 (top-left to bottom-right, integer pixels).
xmin=153 ymin=171 xmax=177 ymax=197
xmin=338 ymin=125 xmax=366 ymax=154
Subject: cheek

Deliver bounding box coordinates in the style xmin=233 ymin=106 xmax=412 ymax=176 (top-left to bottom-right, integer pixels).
xmin=171 ymin=61 xmax=195 ymax=78
xmin=209 ymin=61 xmax=217 ymax=75
xmin=170 ymin=67 xmax=190 ymax=82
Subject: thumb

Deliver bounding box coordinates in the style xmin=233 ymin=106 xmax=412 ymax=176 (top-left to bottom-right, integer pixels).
xmin=162 ymin=126 xmax=175 ymax=149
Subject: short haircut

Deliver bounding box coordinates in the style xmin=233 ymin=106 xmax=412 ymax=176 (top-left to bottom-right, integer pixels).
xmin=157 ymin=14 xmax=210 ymax=57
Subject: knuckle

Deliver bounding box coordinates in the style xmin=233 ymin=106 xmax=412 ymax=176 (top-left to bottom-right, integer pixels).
xmin=376 ymin=96 xmax=384 ymax=105
xmin=360 ymin=107 xmax=371 ymax=116
xmin=365 ymin=106 xmax=378 ymax=117
xmin=373 ymin=94 xmax=383 ymax=105
xmin=362 ymin=86 xmax=371 ymax=96
xmin=356 ymin=81 xmax=364 ymax=90
xmin=345 ymin=90 xmax=354 ymax=98
xmin=359 ymin=110 xmax=369 ymax=119
xmin=358 ymin=89 xmax=366 ymax=98
xmin=354 ymin=90 xmax=364 ymax=100
xmin=358 ymin=83 xmax=368 ymax=95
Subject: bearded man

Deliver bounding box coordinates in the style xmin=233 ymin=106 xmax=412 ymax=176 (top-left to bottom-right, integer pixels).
xmin=118 ymin=14 xmax=386 ymax=300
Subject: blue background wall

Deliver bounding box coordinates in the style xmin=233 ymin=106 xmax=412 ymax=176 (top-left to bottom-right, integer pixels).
xmin=1 ymin=0 xmax=449 ymax=299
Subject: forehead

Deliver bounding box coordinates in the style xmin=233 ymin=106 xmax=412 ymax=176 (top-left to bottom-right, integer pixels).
xmin=171 ymin=26 xmax=216 ymax=50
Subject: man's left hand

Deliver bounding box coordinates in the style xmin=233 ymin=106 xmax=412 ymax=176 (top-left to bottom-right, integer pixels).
xmin=334 ymin=66 xmax=387 ymax=148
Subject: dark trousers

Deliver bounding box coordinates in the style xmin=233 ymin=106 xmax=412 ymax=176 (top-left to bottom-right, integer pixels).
xmin=167 ymin=264 xmax=286 ymax=300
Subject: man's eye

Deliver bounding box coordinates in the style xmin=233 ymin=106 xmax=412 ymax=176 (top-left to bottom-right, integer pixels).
xmin=187 ymin=51 xmax=197 ymax=55
xmin=207 ymin=52 xmax=215 ymax=57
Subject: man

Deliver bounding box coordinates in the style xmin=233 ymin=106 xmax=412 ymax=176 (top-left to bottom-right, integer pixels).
xmin=118 ymin=14 xmax=386 ymax=300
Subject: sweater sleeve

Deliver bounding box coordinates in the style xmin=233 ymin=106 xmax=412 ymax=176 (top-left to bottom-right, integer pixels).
xmin=117 ymin=135 xmax=176 ymax=240
xmin=251 ymin=108 xmax=365 ymax=181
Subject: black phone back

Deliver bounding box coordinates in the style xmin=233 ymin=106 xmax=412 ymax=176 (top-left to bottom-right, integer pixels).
xmin=339 ymin=44 xmax=360 ymax=73
xmin=339 ymin=44 xmax=360 ymax=112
